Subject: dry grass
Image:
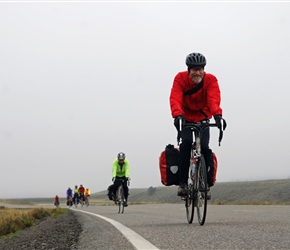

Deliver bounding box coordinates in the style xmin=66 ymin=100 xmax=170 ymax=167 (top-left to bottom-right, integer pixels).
xmin=0 ymin=207 xmax=67 ymax=237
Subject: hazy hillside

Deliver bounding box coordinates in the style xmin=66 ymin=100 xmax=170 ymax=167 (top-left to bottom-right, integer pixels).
xmin=92 ymin=179 xmax=290 ymax=204
xmin=212 ymin=179 xmax=290 ymax=203
xmin=3 ymin=179 xmax=290 ymax=205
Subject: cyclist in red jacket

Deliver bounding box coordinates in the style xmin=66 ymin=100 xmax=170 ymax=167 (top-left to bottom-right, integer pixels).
xmin=54 ymin=195 xmax=60 ymax=207
xmin=170 ymin=52 xmax=224 ymax=199
xmin=78 ymin=184 xmax=85 ymax=202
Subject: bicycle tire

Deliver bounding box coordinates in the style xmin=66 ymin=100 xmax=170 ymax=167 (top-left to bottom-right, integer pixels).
xmin=185 ymin=183 xmax=194 ymax=223
xmin=117 ymin=185 xmax=124 ymax=214
xmin=186 ymin=162 xmax=195 ymax=223
xmin=196 ymin=155 xmax=207 ymax=225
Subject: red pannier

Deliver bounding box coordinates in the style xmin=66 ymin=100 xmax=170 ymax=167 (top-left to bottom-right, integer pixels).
xmin=159 ymin=144 xmax=179 ymax=186
xmin=207 ymin=151 xmax=218 ymax=186
xmin=212 ymin=152 xmax=218 ymax=185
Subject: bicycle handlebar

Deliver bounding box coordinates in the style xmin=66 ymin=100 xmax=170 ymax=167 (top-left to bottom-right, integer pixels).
xmin=114 ymin=178 xmax=130 ymax=187
xmin=183 ymin=122 xmax=218 ymax=131
xmin=178 ymin=119 xmax=227 ymax=146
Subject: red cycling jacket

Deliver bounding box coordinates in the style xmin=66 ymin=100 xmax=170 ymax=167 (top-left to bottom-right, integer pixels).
xmin=78 ymin=187 xmax=85 ymax=194
xmin=170 ymin=71 xmax=222 ymax=122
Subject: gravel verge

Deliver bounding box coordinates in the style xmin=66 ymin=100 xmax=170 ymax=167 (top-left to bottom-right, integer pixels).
xmin=0 ymin=208 xmax=135 ymax=250
xmin=0 ymin=210 xmax=81 ymax=250
xmin=75 ymin=210 xmax=135 ymax=250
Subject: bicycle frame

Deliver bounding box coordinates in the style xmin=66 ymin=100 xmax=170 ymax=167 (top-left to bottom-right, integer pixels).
xmin=114 ymin=178 xmax=130 ymax=214
xmin=67 ymin=196 xmax=73 ymax=208
xmin=79 ymin=193 xmax=85 ymax=207
xmin=179 ymin=120 xmax=220 ymax=225
xmin=54 ymin=200 xmax=60 ymax=208
xmin=85 ymin=195 xmax=90 ymax=207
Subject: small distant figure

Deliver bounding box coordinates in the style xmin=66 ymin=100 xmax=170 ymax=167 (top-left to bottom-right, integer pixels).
xmin=54 ymin=195 xmax=60 ymax=208
xmin=73 ymin=185 xmax=79 ymax=205
xmin=66 ymin=187 xmax=73 ymax=207
xmin=78 ymin=184 xmax=85 ymax=204
xmin=84 ymin=188 xmax=90 ymax=206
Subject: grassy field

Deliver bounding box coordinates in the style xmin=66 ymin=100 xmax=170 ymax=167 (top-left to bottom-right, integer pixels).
xmin=1 ymin=178 xmax=290 ymax=206
xmin=0 ymin=207 xmax=67 ymax=237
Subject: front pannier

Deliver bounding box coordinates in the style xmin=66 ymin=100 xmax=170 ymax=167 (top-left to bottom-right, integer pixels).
xmin=159 ymin=144 xmax=180 ymax=186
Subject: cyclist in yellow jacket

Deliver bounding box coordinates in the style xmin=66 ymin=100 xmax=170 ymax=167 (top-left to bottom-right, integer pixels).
xmin=84 ymin=188 xmax=90 ymax=196
xmin=84 ymin=188 xmax=90 ymax=206
xmin=73 ymin=185 xmax=79 ymax=204
xmin=111 ymin=152 xmax=130 ymax=206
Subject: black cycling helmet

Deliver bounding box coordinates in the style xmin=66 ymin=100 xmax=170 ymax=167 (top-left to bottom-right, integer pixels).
xmin=185 ymin=52 xmax=207 ymax=68
xmin=117 ymin=152 xmax=126 ymax=160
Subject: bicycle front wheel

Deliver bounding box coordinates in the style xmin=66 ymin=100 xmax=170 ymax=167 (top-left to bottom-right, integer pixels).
xmin=117 ymin=185 xmax=124 ymax=214
xmin=196 ymin=155 xmax=208 ymax=225
xmin=185 ymin=183 xmax=194 ymax=224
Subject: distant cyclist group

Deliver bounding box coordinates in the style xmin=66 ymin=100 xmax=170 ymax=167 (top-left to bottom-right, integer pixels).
xmin=54 ymin=151 xmax=131 ymax=209
xmin=66 ymin=184 xmax=91 ymax=207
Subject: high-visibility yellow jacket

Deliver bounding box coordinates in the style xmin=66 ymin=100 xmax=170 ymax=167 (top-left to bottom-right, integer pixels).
xmin=112 ymin=159 xmax=130 ymax=178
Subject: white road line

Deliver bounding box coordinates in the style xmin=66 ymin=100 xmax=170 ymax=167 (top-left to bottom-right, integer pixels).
xmin=73 ymin=209 xmax=160 ymax=250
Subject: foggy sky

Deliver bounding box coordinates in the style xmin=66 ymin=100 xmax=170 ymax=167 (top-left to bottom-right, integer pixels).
xmin=1 ymin=1 xmax=290 ymax=198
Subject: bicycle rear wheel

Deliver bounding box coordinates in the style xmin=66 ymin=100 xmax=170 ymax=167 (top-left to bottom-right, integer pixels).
xmin=117 ymin=185 xmax=124 ymax=214
xmin=185 ymin=183 xmax=194 ymax=223
xmin=196 ymin=155 xmax=207 ymax=225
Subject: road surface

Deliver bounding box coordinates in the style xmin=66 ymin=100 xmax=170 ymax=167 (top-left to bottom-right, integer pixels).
xmin=70 ymin=203 xmax=290 ymax=249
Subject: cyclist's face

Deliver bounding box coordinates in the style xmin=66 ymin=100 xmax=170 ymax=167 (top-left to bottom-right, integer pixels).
xmin=118 ymin=159 xmax=125 ymax=164
xmin=189 ymin=67 xmax=204 ymax=84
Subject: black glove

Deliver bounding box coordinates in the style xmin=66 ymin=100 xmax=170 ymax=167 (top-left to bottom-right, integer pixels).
xmin=174 ymin=115 xmax=185 ymax=131
xmin=214 ymin=115 xmax=222 ymax=129
xmin=112 ymin=177 xmax=115 ymax=183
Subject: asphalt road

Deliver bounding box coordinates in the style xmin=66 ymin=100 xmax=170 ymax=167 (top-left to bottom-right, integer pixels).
xmin=71 ymin=203 xmax=290 ymax=250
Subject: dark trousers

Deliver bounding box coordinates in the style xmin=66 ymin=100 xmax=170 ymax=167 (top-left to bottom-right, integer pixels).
xmin=179 ymin=126 xmax=211 ymax=185
xmin=73 ymin=193 xmax=79 ymax=203
xmin=113 ymin=178 xmax=129 ymax=200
